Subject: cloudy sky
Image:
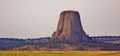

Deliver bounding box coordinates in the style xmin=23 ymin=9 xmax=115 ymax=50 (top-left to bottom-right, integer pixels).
xmin=0 ymin=0 xmax=120 ymax=38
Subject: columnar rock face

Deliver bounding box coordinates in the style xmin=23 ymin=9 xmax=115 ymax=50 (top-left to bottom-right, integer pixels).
xmin=51 ymin=10 xmax=89 ymax=42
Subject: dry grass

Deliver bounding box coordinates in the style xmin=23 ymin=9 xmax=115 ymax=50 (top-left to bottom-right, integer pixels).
xmin=0 ymin=51 xmax=120 ymax=56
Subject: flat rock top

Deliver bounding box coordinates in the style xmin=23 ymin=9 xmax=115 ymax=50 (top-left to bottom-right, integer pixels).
xmin=60 ymin=10 xmax=79 ymax=14
xmin=61 ymin=10 xmax=78 ymax=12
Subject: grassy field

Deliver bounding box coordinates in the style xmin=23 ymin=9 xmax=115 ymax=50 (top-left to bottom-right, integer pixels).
xmin=0 ymin=51 xmax=120 ymax=56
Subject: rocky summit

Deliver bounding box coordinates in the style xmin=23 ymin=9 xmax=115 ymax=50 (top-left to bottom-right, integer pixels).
xmin=51 ymin=10 xmax=90 ymax=42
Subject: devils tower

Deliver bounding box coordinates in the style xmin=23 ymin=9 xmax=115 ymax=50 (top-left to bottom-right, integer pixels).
xmin=51 ymin=10 xmax=89 ymax=42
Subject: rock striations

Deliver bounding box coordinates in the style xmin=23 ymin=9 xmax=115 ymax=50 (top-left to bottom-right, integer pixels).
xmin=51 ymin=10 xmax=90 ymax=42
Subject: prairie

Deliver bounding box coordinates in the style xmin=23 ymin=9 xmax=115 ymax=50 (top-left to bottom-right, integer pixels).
xmin=0 ymin=51 xmax=120 ymax=56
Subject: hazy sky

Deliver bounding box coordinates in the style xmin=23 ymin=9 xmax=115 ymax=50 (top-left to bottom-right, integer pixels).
xmin=0 ymin=0 xmax=120 ymax=38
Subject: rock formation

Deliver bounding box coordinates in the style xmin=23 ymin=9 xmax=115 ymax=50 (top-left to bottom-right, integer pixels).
xmin=51 ymin=10 xmax=89 ymax=42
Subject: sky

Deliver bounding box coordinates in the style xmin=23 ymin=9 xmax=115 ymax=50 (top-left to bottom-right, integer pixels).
xmin=0 ymin=0 xmax=120 ymax=38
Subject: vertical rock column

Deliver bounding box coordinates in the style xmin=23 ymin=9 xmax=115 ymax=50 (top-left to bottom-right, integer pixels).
xmin=51 ymin=10 xmax=89 ymax=42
